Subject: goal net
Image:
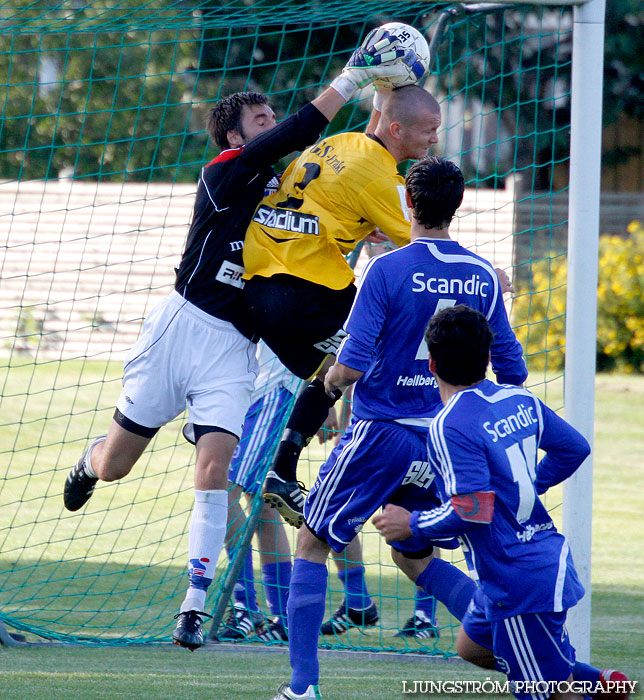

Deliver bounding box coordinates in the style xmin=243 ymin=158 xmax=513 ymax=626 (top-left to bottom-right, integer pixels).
xmin=1 ymin=0 xmax=573 ymax=652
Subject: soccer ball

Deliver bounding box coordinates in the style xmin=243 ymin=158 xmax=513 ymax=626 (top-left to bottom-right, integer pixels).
xmin=372 ymin=22 xmax=430 ymax=89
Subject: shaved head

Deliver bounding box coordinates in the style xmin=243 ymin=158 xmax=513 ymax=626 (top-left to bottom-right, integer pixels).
xmin=381 ymin=85 xmax=440 ymax=128
xmin=375 ymin=85 xmax=442 ymax=163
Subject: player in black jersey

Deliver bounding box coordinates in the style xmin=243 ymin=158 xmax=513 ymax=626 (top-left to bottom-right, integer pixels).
xmin=62 ymin=35 xmax=418 ymax=651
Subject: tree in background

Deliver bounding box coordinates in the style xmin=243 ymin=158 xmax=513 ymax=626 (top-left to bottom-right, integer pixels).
xmin=0 ymin=0 xmax=384 ymax=183
xmin=2 ymin=1 xmax=641 ymax=185
xmin=0 ymin=3 xmax=209 ymax=182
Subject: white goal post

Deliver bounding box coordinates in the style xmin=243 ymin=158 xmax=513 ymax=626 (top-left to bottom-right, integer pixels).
xmin=563 ymin=0 xmax=606 ymax=663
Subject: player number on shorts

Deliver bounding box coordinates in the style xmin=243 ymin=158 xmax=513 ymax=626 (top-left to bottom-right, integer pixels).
xmin=414 ymin=298 xmax=457 ymax=360
xmin=505 ymin=435 xmax=537 ymax=523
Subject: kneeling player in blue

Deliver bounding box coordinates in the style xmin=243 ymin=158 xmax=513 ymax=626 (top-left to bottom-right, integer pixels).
xmin=270 ymin=155 xmax=532 ymax=700
xmin=221 ymin=344 xmax=300 ymax=642
xmin=374 ymin=306 xmax=630 ymax=700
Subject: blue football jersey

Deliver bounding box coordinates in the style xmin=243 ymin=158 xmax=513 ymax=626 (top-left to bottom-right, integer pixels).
xmin=410 ymin=380 xmax=590 ymax=619
xmin=337 ymin=238 xmax=527 ymax=422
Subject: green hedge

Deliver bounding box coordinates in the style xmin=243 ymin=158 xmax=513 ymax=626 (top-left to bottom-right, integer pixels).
xmin=513 ymin=220 xmax=644 ymax=373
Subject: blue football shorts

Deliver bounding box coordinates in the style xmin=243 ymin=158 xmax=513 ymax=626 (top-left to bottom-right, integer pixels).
xmin=463 ymin=588 xmax=576 ymax=700
xmin=228 ymin=385 xmax=295 ymax=494
xmin=304 ymin=418 xmax=444 ymax=553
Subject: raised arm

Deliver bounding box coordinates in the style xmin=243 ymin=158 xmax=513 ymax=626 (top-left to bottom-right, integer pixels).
xmin=224 ymin=37 xmax=420 ymax=188
xmin=364 ymin=87 xmax=389 ymax=134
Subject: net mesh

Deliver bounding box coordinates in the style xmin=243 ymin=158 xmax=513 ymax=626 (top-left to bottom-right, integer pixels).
xmin=0 ymin=0 xmax=572 ymax=651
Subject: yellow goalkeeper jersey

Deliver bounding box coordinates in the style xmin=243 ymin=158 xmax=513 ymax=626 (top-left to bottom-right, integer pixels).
xmin=243 ymin=131 xmax=411 ymax=290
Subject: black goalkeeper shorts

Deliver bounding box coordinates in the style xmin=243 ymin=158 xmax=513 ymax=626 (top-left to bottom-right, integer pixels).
xmin=244 ymin=274 xmax=356 ymax=380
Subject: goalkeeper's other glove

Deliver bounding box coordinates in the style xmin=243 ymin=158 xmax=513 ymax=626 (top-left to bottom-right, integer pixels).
xmin=330 ymin=29 xmax=423 ymax=101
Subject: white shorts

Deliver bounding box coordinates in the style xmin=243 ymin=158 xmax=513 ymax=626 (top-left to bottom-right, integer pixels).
xmin=116 ymin=291 xmax=258 ymax=438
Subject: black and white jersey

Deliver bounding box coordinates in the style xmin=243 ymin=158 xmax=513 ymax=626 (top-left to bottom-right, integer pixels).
xmin=174 ymin=102 xmax=328 ymax=340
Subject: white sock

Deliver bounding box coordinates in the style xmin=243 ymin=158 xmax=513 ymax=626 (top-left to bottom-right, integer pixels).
xmin=180 ymin=489 xmax=227 ymax=614
xmin=83 ymin=436 xmax=106 ymax=478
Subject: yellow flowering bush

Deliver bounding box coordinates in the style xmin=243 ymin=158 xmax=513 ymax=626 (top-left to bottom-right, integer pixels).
xmin=513 ymin=220 xmax=644 ymax=373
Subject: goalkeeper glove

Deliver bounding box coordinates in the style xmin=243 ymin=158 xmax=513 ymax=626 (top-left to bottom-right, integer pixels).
xmin=330 ymin=31 xmax=423 ymax=101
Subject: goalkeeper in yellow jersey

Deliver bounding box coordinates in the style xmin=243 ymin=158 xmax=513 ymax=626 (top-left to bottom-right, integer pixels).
xmin=242 ymin=85 xmax=442 ymax=527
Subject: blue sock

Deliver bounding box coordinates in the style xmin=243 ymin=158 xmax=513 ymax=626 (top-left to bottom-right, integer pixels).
xmin=572 ymin=661 xmax=601 ymax=683
xmin=338 ymin=565 xmax=372 ymax=610
xmin=263 ymin=561 xmax=292 ymax=621
xmin=414 ymin=586 xmax=437 ymax=625
xmin=228 ymin=546 xmax=258 ymax=612
xmin=288 ymin=558 xmax=328 ymax=695
xmin=415 ymin=558 xmax=476 ymax=621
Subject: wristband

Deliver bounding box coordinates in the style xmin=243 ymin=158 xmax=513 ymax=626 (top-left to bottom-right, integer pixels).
xmin=330 ymin=72 xmax=358 ymax=101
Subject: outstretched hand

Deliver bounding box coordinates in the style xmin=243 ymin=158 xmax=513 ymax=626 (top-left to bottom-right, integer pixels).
xmin=372 ymin=503 xmax=413 ymax=543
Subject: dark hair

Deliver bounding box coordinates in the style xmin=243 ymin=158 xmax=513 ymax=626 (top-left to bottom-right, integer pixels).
xmin=405 ymin=156 xmax=464 ymax=230
xmin=424 ymin=305 xmax=493 ymax=386
xmin=207 ymin=92 xmax=268 ymax=150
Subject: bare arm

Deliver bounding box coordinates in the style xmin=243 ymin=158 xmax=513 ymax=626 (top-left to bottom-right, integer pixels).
xmin=365 ymin=85 xmax=391 ymax=135
xmin=311 ymin=86 xmax=352 ymax=122
xmin=365 ymin=106 xmax=381 ymax=134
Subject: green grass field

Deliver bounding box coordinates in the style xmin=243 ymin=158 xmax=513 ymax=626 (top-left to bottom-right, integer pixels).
xmin=0 ymin=363 xmax=642 ymax=699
